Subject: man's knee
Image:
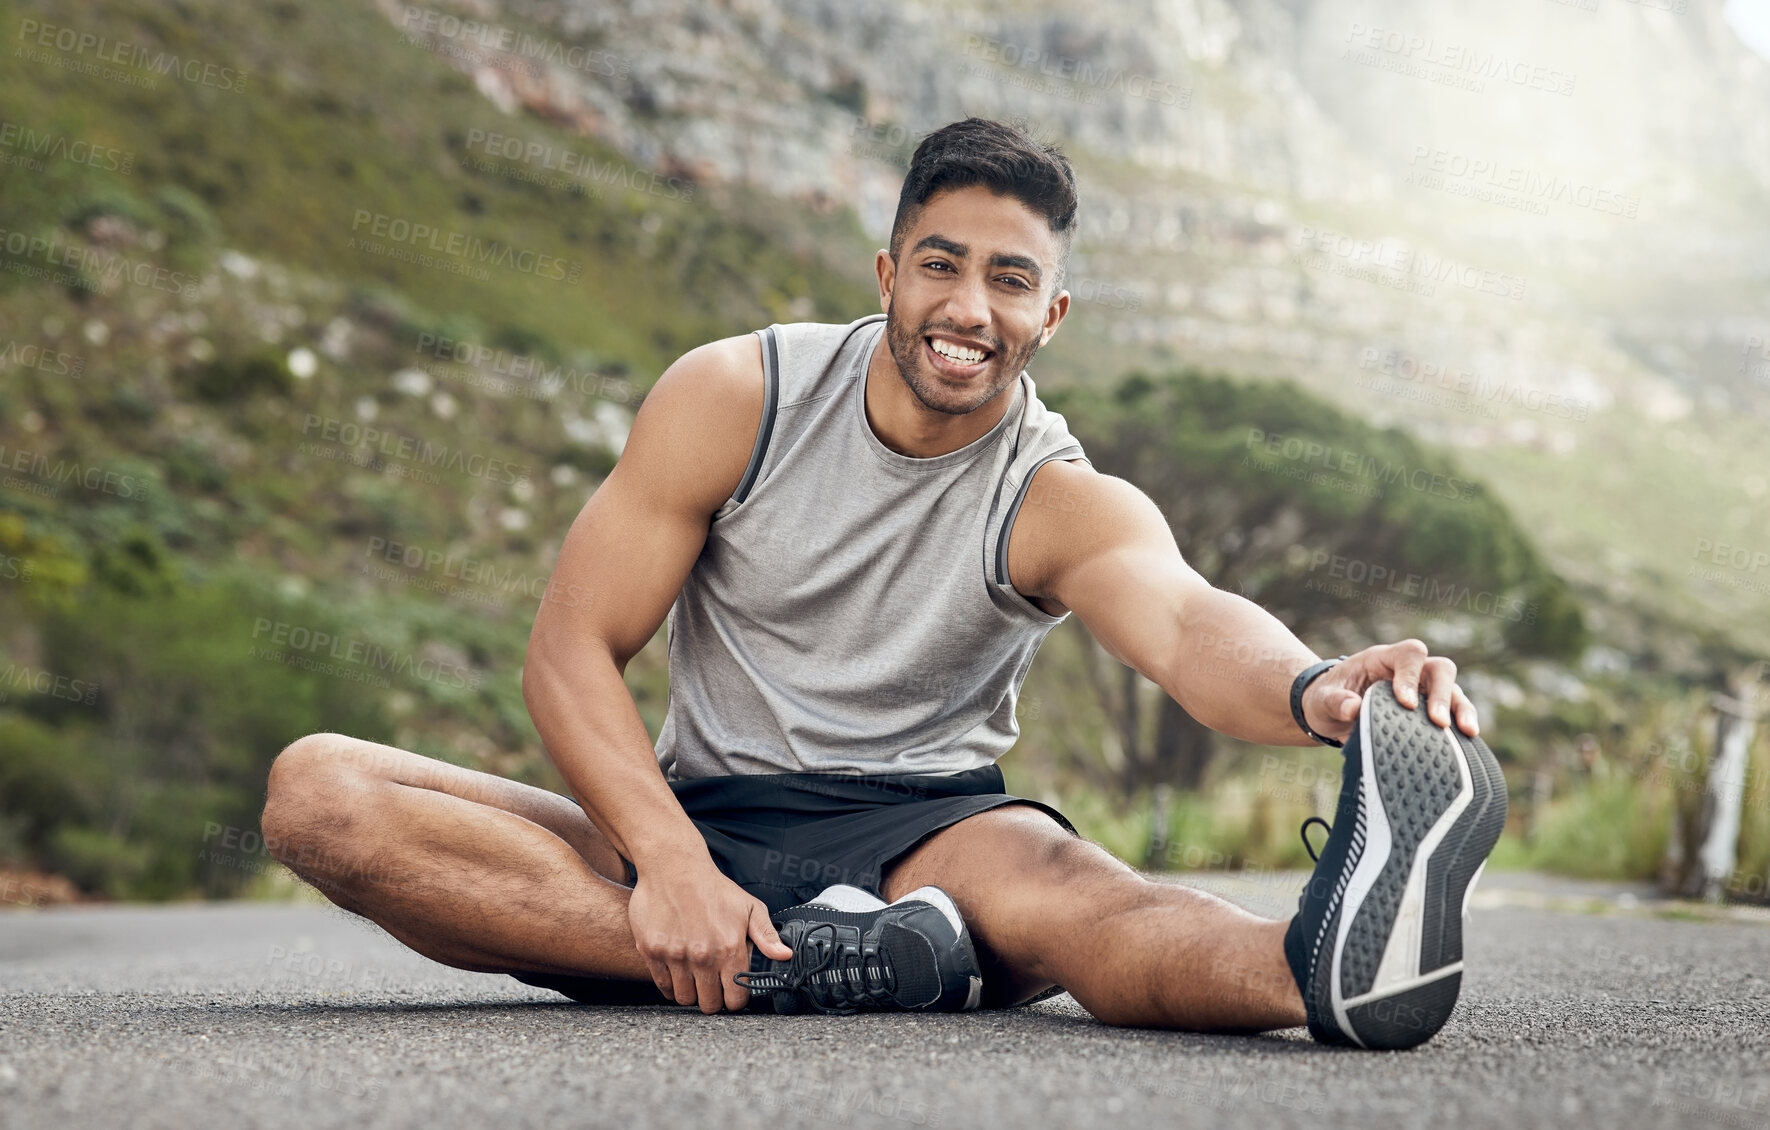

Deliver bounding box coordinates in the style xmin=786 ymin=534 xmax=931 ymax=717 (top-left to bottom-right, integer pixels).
xmin=995 ymin=806 xmax=1141 ymax=892
xmin=262 ymin=733 xmax=364 ymax=866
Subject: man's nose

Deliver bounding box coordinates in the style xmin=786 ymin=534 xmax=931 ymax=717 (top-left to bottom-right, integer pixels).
xmin=938 ymin=270 xmax=992 ymax=331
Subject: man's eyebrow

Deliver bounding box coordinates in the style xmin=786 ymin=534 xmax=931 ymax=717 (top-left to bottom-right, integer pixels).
xmin=910 ymin=234 xmax=1045 ymax=282
xmin=911 ymin=234 xmax=968 ymax=258
xmin=988 ymin=253 xmax=1043 ymax=282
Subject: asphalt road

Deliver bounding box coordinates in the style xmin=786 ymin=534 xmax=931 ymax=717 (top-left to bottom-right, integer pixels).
xmin=2 ymin=873 xmax=1767 ymax=1130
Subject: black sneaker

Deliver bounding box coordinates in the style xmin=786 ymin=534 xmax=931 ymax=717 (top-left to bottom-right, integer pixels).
xmin=734 ymin=884 xmax=984 ymax=1015
xmin=1282 ymin=679 xmax=1507 ymax=1050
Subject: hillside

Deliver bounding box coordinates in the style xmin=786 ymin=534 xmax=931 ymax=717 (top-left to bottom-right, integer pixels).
xmin=399 ymin=0 xmax=1770 ymax=658
xmin=0 ymin=0 xmax=1765 ymax=899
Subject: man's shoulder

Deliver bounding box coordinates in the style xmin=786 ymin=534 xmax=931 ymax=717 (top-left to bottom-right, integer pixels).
xmin=1007 ymin=460 xmax=1170 ymax=607
xmin=620 ymin=334 xmax=767 ymax=517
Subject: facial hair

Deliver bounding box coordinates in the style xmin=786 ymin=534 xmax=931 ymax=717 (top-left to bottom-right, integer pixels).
xmin=884 ymin=292 xmax=1043 ymax=417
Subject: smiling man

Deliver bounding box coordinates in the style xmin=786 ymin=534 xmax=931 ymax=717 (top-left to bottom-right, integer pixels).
xmin=262 ymin=118 xmax=1504 ymax=1048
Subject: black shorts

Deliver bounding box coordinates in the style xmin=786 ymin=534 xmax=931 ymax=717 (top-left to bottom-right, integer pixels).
xmin=511 ymin=763 xmax=1076 ymax=1005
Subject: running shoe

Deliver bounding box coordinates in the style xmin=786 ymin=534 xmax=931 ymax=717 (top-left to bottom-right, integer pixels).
xmin=1282 ymin=679 xmax=1507 ymax=1049
xmin=736 ymin=884 xmax=984 ymax=1015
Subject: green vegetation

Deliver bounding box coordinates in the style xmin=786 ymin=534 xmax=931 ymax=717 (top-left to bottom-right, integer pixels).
xmin=0 ymin=0 xmax=1761 ymax=904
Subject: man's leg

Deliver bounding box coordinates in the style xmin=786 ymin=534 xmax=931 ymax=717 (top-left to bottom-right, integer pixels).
xmin=882 ymin=804 xmax=1307 ymax=1032
xmin=260 ymin=732 xmax=652 ymax=983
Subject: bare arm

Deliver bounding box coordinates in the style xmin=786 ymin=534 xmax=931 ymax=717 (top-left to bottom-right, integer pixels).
xmin=1010 ymin=460 xmax=1481 ymax=746
xmin=521 ymin=333 xmax=791 ymax=1012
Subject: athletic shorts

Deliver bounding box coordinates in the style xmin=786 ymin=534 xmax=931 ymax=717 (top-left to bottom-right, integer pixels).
xmin=510 ymin=763 xmax=1076 ymax=1005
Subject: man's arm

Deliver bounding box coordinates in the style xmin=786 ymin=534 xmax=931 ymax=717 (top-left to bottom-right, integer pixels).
xmin=1009 ymin=460 xmax=1480 ymax=745
xmin=521 ymin=333 xmax=791 ymax=1013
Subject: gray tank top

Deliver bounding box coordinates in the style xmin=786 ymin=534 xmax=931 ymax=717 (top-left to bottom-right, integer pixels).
xmin=654 ymin=313 xmax=1091 ymax=779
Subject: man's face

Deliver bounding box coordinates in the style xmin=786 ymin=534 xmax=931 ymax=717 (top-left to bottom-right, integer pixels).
xmin=876 ymin=184 xmax=1070 ymax=416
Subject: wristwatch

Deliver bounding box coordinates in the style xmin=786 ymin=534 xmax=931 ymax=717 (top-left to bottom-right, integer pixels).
xmin=1290 ymin=655 xmax=1350 ymax=747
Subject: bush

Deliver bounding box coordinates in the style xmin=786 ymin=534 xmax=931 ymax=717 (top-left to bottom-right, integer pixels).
xmin=0 ymin=573 xmax=395 ymax=899
xmin=191 ymin=350 xmax=293 ymax=402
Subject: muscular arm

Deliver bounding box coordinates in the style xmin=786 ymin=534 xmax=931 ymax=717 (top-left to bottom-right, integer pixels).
xmin=1010 ymin=460 xmax=1480 ymax=746
xmin=522 ymin=334 xmax=761 ymax=863
xmin=521 ymin=332 xmax=792 ymax=1011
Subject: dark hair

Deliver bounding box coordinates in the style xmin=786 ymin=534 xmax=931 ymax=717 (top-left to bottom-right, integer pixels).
xmin=888 ymin=117 xmax=1078 ymax=292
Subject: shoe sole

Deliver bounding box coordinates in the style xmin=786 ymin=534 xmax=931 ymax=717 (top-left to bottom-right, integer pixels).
xmin=1328 ymin=681 xmax=1507 ymax=1050
xmin=896 ymin=886 xmax=983 ymax=1010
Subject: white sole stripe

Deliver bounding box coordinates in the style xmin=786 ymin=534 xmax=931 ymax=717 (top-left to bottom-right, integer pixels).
xmin=1330 ymin=687 xmax=1390 ymax=1048
xmin=1339 ymin=961 xmax=1464 ymax=1010
xmin=1369 ymin=722 xmax=1474 ymax=992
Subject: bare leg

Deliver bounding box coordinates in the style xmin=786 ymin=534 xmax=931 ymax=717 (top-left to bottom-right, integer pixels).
xmin=883 ymin=804 xmax=1306 ymax=1031
xmin=261 ymin=733 xmax=651 ymax=982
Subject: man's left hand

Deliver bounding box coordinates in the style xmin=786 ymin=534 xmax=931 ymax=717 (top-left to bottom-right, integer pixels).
xmin=1301 ymin=639 xmax=1480 ymax=744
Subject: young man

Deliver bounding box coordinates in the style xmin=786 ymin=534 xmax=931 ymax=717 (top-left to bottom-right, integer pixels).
xmin=263 ymin=118 xmax=1503 ymax=1048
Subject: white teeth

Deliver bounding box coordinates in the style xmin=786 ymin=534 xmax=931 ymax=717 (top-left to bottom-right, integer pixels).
xmin=930 ymin=339 xmax=986 ymax=365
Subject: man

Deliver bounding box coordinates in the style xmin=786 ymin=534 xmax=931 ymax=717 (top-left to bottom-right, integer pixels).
xmin=263 ymin=117 xmax=1503 ymax=1049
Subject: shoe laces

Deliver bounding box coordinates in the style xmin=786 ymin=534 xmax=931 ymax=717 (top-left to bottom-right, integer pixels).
xmin=1300 ymin=816 xmax=1332 ymax=863
xmin=733 ymin=921 xmax=898 ymax=1013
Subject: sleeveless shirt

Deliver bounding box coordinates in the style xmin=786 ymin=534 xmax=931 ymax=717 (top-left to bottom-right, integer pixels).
xmin=653 ymin=313 xmax=1091 ymax=779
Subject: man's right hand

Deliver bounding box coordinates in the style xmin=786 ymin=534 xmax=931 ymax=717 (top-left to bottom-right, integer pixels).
xmin=627 ymin=856 xmax=794 ymax=1014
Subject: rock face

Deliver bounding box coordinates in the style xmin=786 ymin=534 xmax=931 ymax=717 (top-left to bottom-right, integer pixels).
xmin=388 ymin=0 xmax=1770 ymax=641
xmin=398 ymin=0 xmax=1769 ymax=368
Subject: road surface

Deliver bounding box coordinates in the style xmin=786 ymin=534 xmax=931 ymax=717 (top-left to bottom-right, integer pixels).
xmin=2 ymin=872 xmax=1766 ymax=1129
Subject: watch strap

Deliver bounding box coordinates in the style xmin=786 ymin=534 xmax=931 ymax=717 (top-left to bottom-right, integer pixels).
xmin=1291 ymin=655 xmax=1350 ymax=747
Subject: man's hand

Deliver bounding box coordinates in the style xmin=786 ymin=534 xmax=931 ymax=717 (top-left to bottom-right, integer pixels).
xmin=1302 ymin=638 xmax=1480 ymax=744
xmin=627 ymin=858 xmax=794 ymax=1014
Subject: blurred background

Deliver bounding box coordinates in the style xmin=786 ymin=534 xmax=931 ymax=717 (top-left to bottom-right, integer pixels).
xmin=1 ymin=0 xmax=1767 ymax=909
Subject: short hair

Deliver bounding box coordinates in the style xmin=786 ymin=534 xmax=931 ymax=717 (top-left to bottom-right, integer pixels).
xmin=888 ymin=117 xmax=1078 ymax=293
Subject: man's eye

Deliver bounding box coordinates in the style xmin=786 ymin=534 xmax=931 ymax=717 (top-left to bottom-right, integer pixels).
xmin=925 ymin=261 xmax=953 ymax=272
xmin=998 ymin=276 xmax=1030 ymax=289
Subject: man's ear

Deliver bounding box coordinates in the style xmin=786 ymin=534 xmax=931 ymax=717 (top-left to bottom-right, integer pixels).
xmin=1039 ymin=288 xmax=1071 ymax=347
xmin=874 ymin=249 xmax=896 ymax=314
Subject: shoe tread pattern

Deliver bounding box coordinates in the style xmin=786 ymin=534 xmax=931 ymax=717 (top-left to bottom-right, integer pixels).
xmin=1341 ymin=687 xmax=1464 ymax=1000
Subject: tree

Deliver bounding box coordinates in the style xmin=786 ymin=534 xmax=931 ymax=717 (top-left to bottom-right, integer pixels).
xmin=1042 ymin=369 xmax=1588 ymax=798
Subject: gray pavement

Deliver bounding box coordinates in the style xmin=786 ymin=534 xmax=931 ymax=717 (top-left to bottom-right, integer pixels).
xmin=1 ymin=873 xmax=1767 ymax=1130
